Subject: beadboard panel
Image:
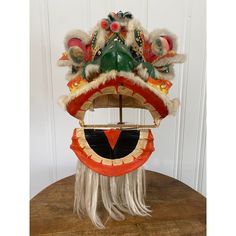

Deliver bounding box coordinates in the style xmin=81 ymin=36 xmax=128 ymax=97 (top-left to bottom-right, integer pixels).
xmin=30 ymin=0 xmax=206 ymax=198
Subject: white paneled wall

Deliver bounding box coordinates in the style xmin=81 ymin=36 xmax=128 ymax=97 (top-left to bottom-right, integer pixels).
xmin=30 ymin=0 xmax=206 ymax=197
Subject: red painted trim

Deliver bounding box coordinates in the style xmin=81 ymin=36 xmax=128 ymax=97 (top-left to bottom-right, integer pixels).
xmin=66 ymin=76 xmax=169 ymax=119
xmin=70 ymin=129 xmax=155 ymax=176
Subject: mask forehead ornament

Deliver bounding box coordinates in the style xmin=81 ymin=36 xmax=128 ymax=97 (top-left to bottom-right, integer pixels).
xmin=58 ymin=11 xmax=185 ymax=228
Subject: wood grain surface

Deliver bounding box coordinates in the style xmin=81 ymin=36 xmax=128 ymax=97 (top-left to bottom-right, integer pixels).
xmin=30 ymin=170 xmax=206 ymax=235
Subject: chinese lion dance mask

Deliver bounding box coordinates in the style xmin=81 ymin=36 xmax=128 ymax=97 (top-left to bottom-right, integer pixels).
xmin=58 ymin=11 xmax=185 ymax=228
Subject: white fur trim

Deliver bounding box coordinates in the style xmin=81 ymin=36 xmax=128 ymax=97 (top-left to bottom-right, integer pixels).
xmin=88 ymin=24 xmax=99 ymax=37
xmin=57 ymin=60 xmax=72 ymax=67
xmin=153 ymin=54 xmax=186 ymax=67
xmin=169 ymin=98 xmax=180 ymax=115
xmin=149 ymin=29 xmax=178 ymax=51
xmin=125 ymin=19 xmax=148 ymax=46
xmin=58 ymin=95 xmax=69 ymax=109
xmin=136 ymin=64 xmax=149 ymax=81
xmin=85 ymin=64 xmax=100 ymax=78
xmin=125 ymin=19 xmax=136 ymax=46
xmin=62 ymin=70 xmax=179 ymax=116
xmin=96 ymin=28 xmax=107 ymax=48
xmin=64 ymin=29 xmax=90 ymax=50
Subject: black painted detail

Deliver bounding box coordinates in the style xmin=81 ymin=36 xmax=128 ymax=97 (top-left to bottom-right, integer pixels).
xmin=84 ymin=129 xmax=140 ymax=159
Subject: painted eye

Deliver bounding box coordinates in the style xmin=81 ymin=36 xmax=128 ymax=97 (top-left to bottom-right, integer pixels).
xmin=151 ymin=36 xmax=173 ymax=57
xmin=152 ymin=38 xmax=164 ymax=56
xmin=68 ymin=47 xmax=84 ymax=65
xmin=74 ymin=82 xmax=79 ymax=87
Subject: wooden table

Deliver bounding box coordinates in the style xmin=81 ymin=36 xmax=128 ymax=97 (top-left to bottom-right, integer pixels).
xmin=30 ymin=171 xmax=206 ymax=235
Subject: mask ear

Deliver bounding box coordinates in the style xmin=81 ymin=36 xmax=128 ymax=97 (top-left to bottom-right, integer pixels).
xmin=149 ymin=29 xmax=177 ymax=56
xmin=149 ymin=29 xmax=186 ymax=78
xmin=64 ymin=30 xmax=91 ymax=65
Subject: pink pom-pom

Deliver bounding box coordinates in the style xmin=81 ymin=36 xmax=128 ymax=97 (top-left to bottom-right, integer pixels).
xmin=110 ymin=21 xmax=120 ymax=32
xmin=100 ymin=19 xmax=109 ymax=30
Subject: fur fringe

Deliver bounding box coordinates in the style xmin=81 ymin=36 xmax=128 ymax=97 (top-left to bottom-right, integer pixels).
xmin=64 ymin=29 xmax=91 ymax=50
xmin=85 ymin=64 xmax=100 ymax=78
xmin=74 ymin=161 xmax=150 ymax=228
xmin=60 ymin=70 xmax=179 ymax=115
xmin=136 ymin=64 xmax=149 ymax=81
xmin=57 ymin=59 xmax=72 ymax=67
xmin=149 ymin=29 xmax=178 ymax=51
xmin=153 ymin=54 xmax=186 ymax=67
xmin=57 ymin=95 xmax=69 ymax=110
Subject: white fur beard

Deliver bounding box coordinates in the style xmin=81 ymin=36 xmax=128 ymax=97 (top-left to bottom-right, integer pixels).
xmin=74 ymin=160 xmax=151 ymax=228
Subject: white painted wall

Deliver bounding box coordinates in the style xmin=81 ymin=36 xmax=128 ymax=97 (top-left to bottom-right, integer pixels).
xmin=30 ymin=0 xmax=206 ymax=198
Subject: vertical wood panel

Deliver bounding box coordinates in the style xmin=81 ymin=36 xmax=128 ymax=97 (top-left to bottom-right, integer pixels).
xmin=30 ymin=0 xmax=56 ymax=197
xmin=147 ymin=0 xmax=187 ymax=178
xmin=177 ymin=0 xmax=206 ymax=189
xmin=30 ymin=0 xmax=206 ymax=197
xmin=47 ymin=0 xmax=90 ymax=180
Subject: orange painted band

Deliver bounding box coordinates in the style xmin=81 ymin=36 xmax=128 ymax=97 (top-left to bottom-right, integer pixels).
xmin=70 ymin=128 xmax=155 ymax=176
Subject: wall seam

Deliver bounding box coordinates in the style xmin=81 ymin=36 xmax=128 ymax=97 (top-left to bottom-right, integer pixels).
xmin=40 ymin=0 xmax=57 ymax=182
xmin=175 ymin=0 xmax=193 ymax=180
xmin=194 ymin=44 xmax=206 ymax=190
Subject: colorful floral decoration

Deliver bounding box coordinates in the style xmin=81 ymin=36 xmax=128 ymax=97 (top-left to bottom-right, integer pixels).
xmin=58 ymin=11 xmax=185 ymax=228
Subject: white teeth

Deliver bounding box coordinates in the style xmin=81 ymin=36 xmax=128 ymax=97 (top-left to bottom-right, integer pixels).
xmin=140 ymin=130 xmax=149 ymax=139
xmin=100 ymin=86 xmax=117 ymax=95
xmin=88 ymin=92 xmax=102 ymax=102
xmin=80 ymin=101 xmax=92 ymax=111
xmin=83 ymin=147 xmax=94 ymax=156
xmin=118 ymin=86 xmax=133 ymax=96
xmin=133 ymin=93 xmax=146 ymax=103
xmin=122 ymin=156 xmax=134 ymax=164
xmin=91 ymin=154 xmax=102 ymax=163
xmin=144 ymin=103 xmax=156 ymax=111
xmin=132 ymin=149 xmax=143 ymax=158
xmin=77 ymin=138 xmax=87 ymax=148
xmin=112 ymin=159 xmax=123 ymax=166
xmin=75 ymin=110 xmax=85 ymax=120
xmin=137 ymin=139 xmax=148 ymax=147
xmin=76 ymin=128 xmax=84 ymax=137
xmin=101 ymin=158 xmax=112 ymax=166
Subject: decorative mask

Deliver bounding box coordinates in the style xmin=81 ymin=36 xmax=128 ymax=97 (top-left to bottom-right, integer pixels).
xmin=58 ymin=11 xmax=185 ymax=228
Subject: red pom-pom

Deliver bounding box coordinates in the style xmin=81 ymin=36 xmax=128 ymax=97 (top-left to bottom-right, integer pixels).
xmin=162 ymin=36 xmax=173 ymax=51
xmin=110 ymin=21 xmax=120 ymax=32
xmin=100 ymin=19 xmax=109 ymax=30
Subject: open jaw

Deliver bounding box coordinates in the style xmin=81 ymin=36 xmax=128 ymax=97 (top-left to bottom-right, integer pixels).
xmin=64 ymin=72 xmax=180 ymax=125
xmin=61 ymin=72 xmax=179 ymax=176
xmin=70 ymin=128 xmax=154 ymax=176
